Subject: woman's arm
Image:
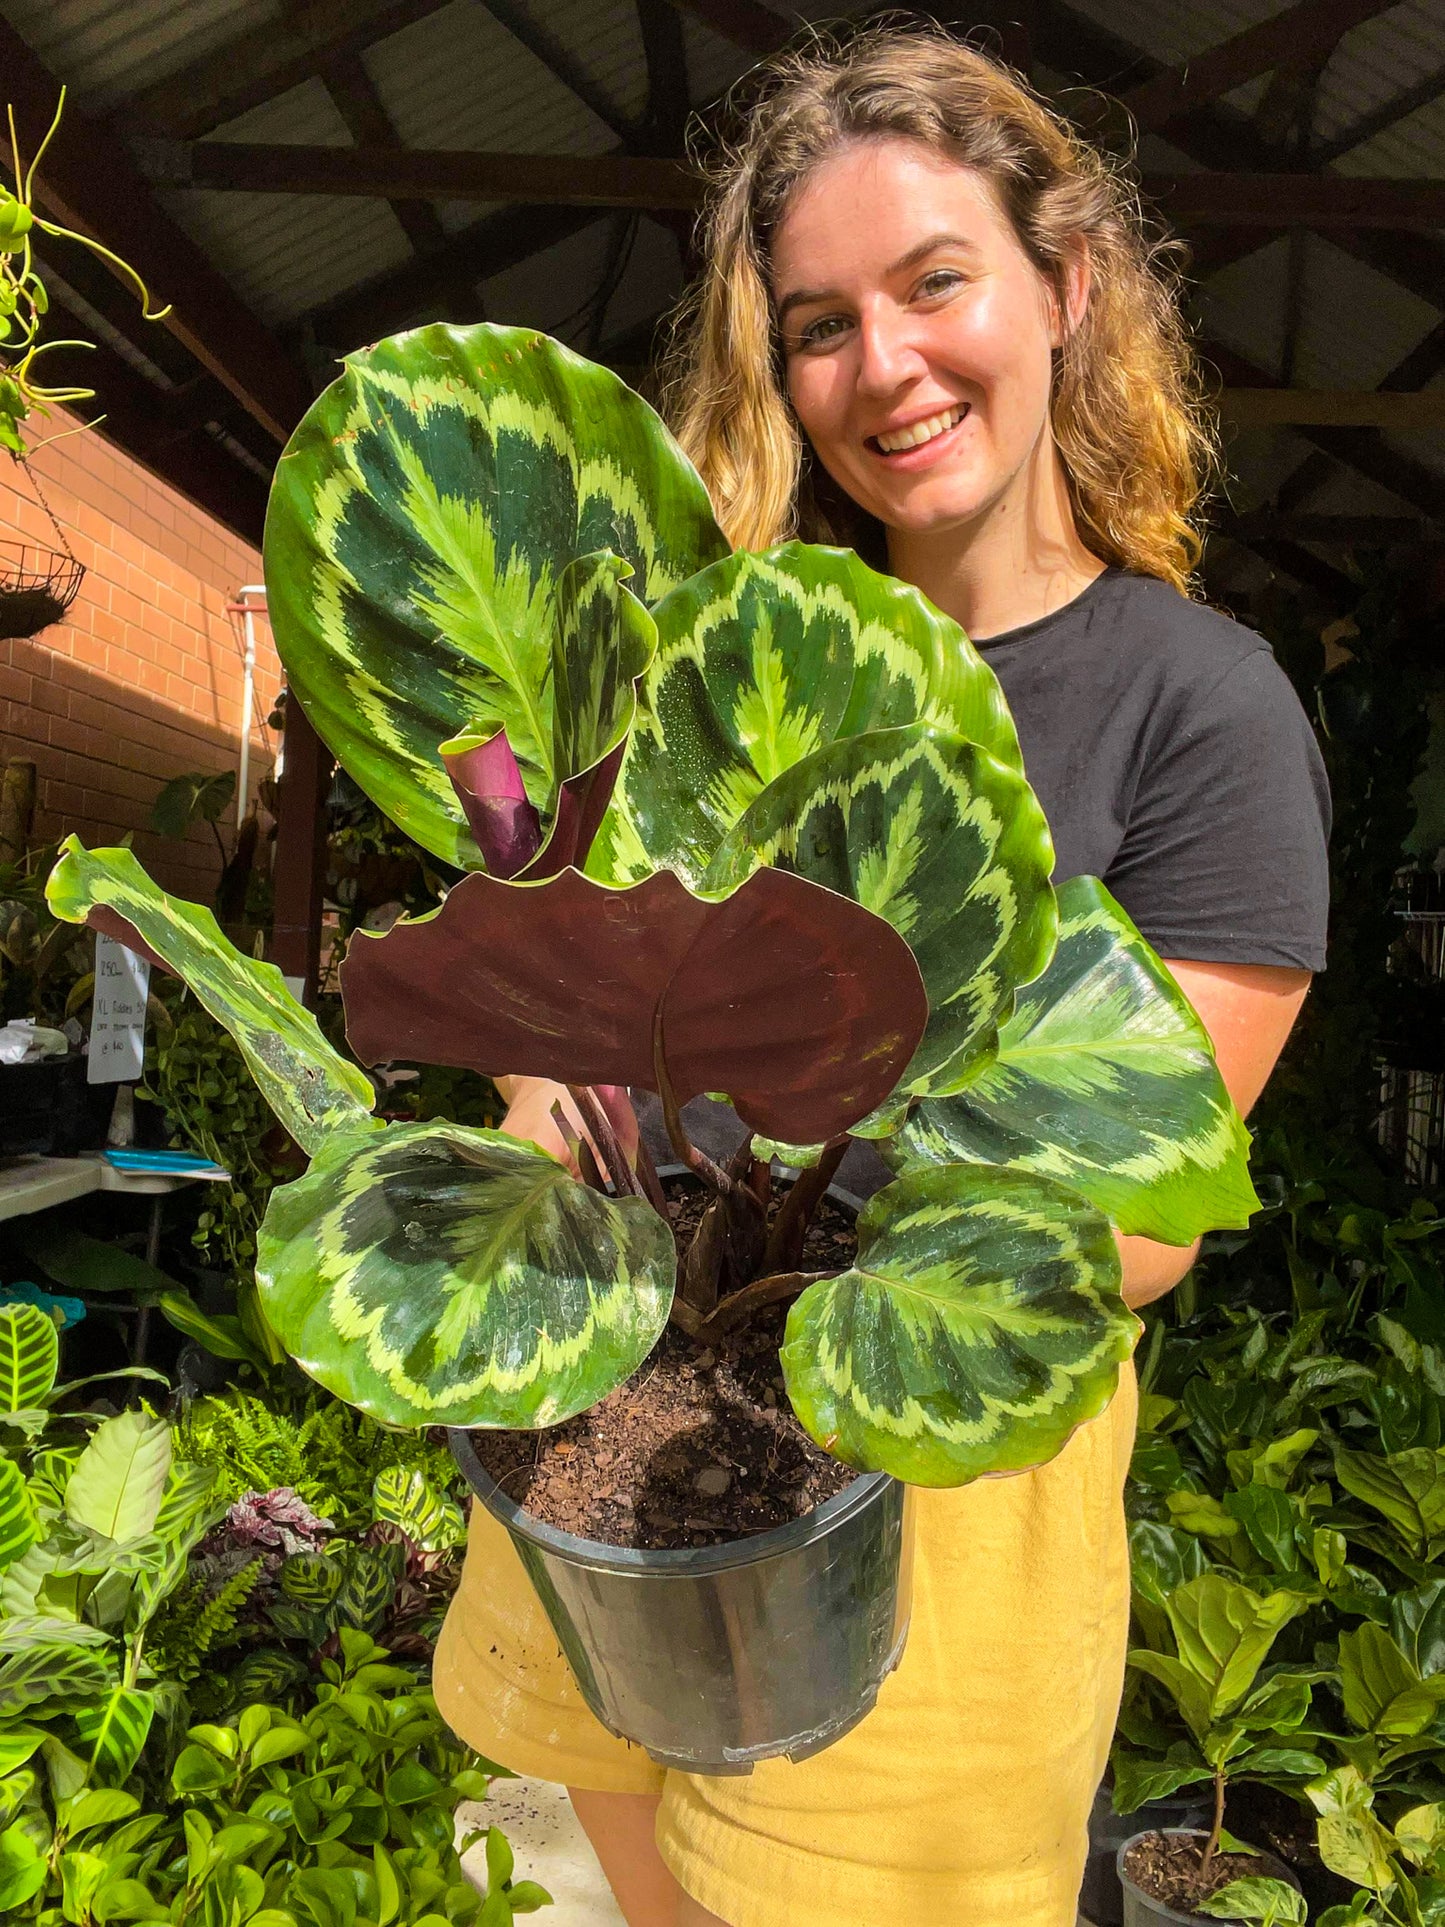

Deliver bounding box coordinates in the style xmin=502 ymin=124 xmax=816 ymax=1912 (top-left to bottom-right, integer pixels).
xmin=1117 ymin=960 xmax=1313 ymax=1310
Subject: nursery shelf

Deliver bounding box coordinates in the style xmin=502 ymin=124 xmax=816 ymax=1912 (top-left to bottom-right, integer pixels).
xmin=0 ymin=1155 xmax=103 ymax=1221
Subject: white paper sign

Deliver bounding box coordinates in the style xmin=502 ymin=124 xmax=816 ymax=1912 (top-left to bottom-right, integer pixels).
xmin=88 ymin=934 xmax=151 ymax=1084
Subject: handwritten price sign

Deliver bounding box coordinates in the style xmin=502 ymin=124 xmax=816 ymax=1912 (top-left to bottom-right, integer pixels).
xmin=87 ymin=933 xmax=151 ymax=1085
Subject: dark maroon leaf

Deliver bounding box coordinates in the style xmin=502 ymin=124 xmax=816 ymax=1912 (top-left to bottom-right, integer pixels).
xmin=341 ymin=867 xmax=927 ymax=1145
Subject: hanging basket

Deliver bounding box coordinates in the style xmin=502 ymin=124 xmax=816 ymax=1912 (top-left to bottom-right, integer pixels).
xmin=0 ymin=536 xmax=85 ymax=641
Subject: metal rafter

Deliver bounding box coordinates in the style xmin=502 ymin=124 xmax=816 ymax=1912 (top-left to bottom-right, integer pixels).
xmin=0 ymin=17 xmax=312 ymax=446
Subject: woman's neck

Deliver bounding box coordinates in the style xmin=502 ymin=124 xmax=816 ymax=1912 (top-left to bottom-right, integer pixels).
xmin=885 ymin=438 xmax=1106 ymax=642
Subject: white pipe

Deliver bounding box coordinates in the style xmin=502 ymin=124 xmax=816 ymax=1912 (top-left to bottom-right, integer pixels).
xmin=234 ymin=585 xmax=265 ymax=826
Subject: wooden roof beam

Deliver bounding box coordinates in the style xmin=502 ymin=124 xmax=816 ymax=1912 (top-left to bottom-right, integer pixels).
xmin=0 ymin=19 xmax=313 ymax=446
xmin=660 ymin=0 xmax=792 ymax=58
xmin=480 ymin=0 xmax=639 ymax=142
xmin=320 ymin=50 xmax=446 ymax=256
xmin=1313 ymin=58 xmax=1445 ymax=165
xmin=149 ymin=144 xmax=1445 ymax=229
xmin=124 ymin=0 xmax=450 ymax=141
xmin=1120 ymin=0 xmax=1401 ymax=135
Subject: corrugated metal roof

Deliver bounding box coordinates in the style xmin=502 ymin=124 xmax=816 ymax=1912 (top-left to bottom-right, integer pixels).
xmin=1 ymin=0 xmax=278 ymax=115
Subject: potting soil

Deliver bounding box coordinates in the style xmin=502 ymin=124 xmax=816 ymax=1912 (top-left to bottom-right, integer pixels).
xmin=1121 ymin=1834 xmax=1269 ymax=1915
xmin=467 ymin=1183 xmax=859 ymax=1550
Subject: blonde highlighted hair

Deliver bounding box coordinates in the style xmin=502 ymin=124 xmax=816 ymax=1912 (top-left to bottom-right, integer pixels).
xmin=662 ymin=23 xmax=1218 ymax=595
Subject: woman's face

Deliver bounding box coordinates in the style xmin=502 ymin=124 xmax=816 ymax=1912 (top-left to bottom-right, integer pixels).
xmin=771 ymin=139 xmax=1081 ymax=540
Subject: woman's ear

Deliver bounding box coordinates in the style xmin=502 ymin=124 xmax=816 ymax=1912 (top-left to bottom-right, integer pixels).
xmin=1050 ymin=240 xmax=1092 ymax=348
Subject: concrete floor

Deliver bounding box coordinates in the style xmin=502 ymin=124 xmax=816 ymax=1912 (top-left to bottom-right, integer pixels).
xmin=460 ymin=1779 xmax=625 ymax=1924
xmin=462 ymin=1779 xmax=1101 ymax=1925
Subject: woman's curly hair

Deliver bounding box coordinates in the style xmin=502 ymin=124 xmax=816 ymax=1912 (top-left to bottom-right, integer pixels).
xmin=660 ymin=22 xmax=1219 ymax=595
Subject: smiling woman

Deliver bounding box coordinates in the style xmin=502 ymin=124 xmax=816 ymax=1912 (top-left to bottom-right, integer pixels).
xmin=434 ymin=24 xmax=1331 ymax=1927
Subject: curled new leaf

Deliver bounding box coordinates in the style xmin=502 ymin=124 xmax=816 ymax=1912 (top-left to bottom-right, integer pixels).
xmin=264 ymin=323 xmax=726 ymax=867
xmin=45 ymin=839 xmax=378 ymax=1157
xmin=257 ymin=1122 xmax=676 ymax=1428
xmin=341 ymin=865 xmax=928 ymax=1147
xmin=590 ymin=542 xmax=1023 ymax=886
xmin=781 ymin=1162 xmax=1137 ymax=1486
xmin=893 ymin=877 xmax=1260 ymax=1241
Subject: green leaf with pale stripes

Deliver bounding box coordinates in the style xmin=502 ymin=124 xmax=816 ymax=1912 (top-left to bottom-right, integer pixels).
xmin=372 ymin=1466 xmax=466 ymax=1551
xmin=256 ymin=1120 xmax=676 ymax=1429
xmin=0 ymin=1616 xmax=113 ymax=1653
xmin=46 ymin=839 xmax=379 ymax=1158
xmin=781 ymin=1162 xmax=1137 ymax=1487
xmin=0 ymin=1304 xmax=57 ymax=1417
xmin=589 ymin=542 xmax=1022 ymax=886
xmin=0 ymin=1460 xmax=37 ymax=1572
xmin=0 ymin=1727 xmax=44 ymax=1777
xmin=65 ymin=1410 xmax=172 ymax=1544
xmin=73 ymin=1688 xmax=155 ymax=1786
xmin=129 ymin=1463 xmax=227 ymax=1632
xmin=891 ymin=877 xmax=1260 ymax=1241
xmin=701 ymin=724 xmax=1057 ymax=1097
xmin=0 ymin=1639 xmax=114 ymax=1717
xmin=264 ymin=322 xmax=727 ymax=867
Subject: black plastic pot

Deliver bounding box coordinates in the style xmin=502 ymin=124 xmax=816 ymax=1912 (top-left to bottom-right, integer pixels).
xmin=1117 ymin=1829 xmax=1303 ymax=1926
xmin=450 ymin=1434 xmax=912 ymax=1775
xmin=1081 ymin=1787 xmax=1212 ymax=1927
xmin=0 ymin=1054 xmax=108 ymax=1156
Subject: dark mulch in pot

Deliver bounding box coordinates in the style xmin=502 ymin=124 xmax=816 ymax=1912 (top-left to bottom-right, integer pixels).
xmin=1122 ymin=1833 xmax=1274 ymax=1916
xmin=467 ymin=1178 xmax=860 ymax=1552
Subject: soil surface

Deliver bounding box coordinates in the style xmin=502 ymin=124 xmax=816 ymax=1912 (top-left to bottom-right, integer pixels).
xmin=467 ymin=1179 xmax=860 ymax=1551
xmin=1122 ymin=1833 xmax=1288 ymax=1916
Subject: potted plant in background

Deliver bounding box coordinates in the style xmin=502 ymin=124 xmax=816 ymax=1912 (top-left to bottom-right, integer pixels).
xmin=47 ymin=322 xmax=1262 ymax=1772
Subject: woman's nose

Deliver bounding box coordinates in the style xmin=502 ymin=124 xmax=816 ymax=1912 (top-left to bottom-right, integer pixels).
xmin=854 ymin=307 xmax=928 ymax=396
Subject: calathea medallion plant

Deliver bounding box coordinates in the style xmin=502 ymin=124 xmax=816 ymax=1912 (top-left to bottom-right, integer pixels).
xmin=44 ymin=322 xmax=1259 ymax=1491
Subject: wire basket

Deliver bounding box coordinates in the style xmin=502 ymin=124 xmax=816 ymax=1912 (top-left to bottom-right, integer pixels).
xmin=0 ymin=536 xmax=85 ymax=640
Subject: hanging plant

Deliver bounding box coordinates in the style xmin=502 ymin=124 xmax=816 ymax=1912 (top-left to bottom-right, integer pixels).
xmin=0 ymin=86 xmax=169 ymax=639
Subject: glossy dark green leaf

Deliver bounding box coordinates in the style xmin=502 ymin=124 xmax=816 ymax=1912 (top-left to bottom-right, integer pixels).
xmin=257 ymin=1121 xmax=676 ymax=1429
xmin=264 ymin=323 xmax=726 ymax=867
xmin=893 ymin=877 xmax=1260 ymax=1242
xmin=700 ymin=724 xmax=1057 ymax=1097
xmin=781 ymin=1162 xmax=1136 ymax=1485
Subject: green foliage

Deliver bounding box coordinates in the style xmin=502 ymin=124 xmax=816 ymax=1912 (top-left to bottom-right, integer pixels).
xmin=0 ymin=1628 xmax=543 ymax=1925
xmin=0 ymin=843 xmax=91 ymax=1026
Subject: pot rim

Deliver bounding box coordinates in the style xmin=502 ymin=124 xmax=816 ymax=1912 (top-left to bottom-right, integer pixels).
xmin=1115 ymin=1827 xmax=1303 ymax=1923
xmin=450 ymin=1425 xmax=897 ymax=1577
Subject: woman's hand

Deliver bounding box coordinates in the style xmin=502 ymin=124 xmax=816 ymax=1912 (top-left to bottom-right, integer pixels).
xmin=494 ymin=1076 xmax=641 ymax=1185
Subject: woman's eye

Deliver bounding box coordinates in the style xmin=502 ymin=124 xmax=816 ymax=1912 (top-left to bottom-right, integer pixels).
xmin=917 ymin=269 xmax=963 ymax=300
xmin=795 ymin=313 xmax=851 ymax=350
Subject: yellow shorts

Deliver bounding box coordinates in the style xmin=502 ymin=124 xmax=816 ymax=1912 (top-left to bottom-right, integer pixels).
xmin=434 ymin=1360 xmax=1136 ymax=1927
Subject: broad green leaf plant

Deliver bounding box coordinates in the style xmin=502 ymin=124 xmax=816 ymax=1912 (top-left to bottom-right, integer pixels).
xmin=47 ymin=322 xmax=1261 ymax=1488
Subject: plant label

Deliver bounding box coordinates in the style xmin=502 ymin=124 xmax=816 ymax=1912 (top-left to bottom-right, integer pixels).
xmin=88 ymin=933 xmax=150 ymax=1084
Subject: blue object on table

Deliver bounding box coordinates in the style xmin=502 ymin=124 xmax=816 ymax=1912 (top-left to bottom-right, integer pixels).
xmin=0 ymin=1281 xmax=86 ymax=1328
xmin=103 ymin=1149 xmax=230 ymax=1177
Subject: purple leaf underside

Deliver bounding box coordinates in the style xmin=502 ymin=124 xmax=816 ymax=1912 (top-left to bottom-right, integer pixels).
xmin=341 ymin=866 xmax=928 ymax=1146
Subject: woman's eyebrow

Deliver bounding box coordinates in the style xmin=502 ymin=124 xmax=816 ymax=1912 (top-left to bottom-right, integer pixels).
xmin=775 ymin=232 xmax=979 ymax=324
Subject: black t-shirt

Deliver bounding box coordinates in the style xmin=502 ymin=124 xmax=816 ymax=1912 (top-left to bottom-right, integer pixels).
xmin=976 ymin=568 xmax=1331 ymax=972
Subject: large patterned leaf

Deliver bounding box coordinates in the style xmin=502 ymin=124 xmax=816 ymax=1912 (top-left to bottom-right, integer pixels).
xmin=341 ymin=864 xmax=927 ymax=1147
xmin=263 ymin=322 xmax=727 ymax=868
xmin=0 ymin=1640 xmax=114 ymax=1716
xmin=780 ymin=1163 xmax=1137 ymax=1486
xmin=46 ymin=840 xmax=379 ymax=1158
xmin=0 ymin=1304 xmax=57 ymax=1417
xmin=589 ymin=542 xmax=1022 ymax=886
xmin=0 ymin=1460 xmax=38 ymax=1572
xmin=65 ymin=1411 xmax=172 ymax=1544
xmin=73 ymin=1688 xmax=155 ymax=1786
xmin=892 ymin=877 xmax=1259 ymax=1241
xmin=256 ymin=1122 xmax=676 ymax=1429
xmin=372 ymin=1467 xmax=466 ymax=1551
xmin=700 ymin=724 xmax=1056 ymax=1097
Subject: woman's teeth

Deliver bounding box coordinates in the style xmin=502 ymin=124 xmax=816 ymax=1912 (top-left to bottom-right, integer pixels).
xmin=874 ymin=406 xmax=965 ymax=453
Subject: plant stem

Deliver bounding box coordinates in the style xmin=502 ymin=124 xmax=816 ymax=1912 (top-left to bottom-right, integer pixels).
xmin=700 ymin=1270 xmax=828 ymax=1338
xmin=1200 ymin=1766 xmax=1225 ymax=1883
xmin=762 ymin=1139 xmax=849 ymax=1275
xmin=566 ymin=1084 xmax=642 ymax=1198
xmin=651 ymin=1008 xmax=727 ymax=1192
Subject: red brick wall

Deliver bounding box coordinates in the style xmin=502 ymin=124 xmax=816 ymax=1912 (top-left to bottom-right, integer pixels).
xmin=0 ymin=417 xmax=282 ymax=902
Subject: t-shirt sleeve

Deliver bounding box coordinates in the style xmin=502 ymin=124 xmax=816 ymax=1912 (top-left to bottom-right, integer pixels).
xmin=1102 ymin=648 xmax=1331 ymax=971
